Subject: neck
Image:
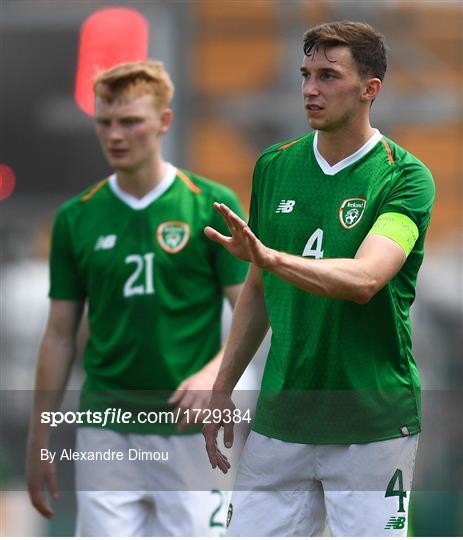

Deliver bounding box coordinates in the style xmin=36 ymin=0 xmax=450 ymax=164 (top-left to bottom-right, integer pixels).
xmin=316 ymin=121 xmax=375 ymax=166
xmin=116 ymin=154 xmax=168 ymax=199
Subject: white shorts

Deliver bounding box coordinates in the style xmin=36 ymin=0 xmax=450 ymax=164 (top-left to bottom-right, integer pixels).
xmin=75 ymin=428 xmax=231 ymax=536
xmin=226 ymin=431 xmax=419 ymax=537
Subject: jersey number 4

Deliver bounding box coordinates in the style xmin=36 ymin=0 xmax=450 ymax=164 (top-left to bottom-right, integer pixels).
xmin=123 ymin=253 xmax=155 ymax=297
xmin=385 ymin=468 xmax=406 ymax=513
xmin=302 ymin=228 xmax=324 ymax=259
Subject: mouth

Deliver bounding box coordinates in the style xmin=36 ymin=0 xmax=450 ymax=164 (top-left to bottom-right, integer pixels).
xmin=108 ymin=149 xmax=128 ymax=158
xmin=305 ymin=104 xmax=324 ymax=115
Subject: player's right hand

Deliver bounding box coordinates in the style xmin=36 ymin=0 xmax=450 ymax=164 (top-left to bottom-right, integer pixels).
xmin=204 ymin=203 xmax=273 ymax=267
xmin=26 ymin=445 xmax=59 ymax=518
xmin=202 ymin=390 xmax=236 ymax=474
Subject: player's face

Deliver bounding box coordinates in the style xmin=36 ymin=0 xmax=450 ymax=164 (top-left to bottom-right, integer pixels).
xmin=301 ymin=46 xmax=369 ymax=132
xmin=94 ymin=93 xmax=172 ymax=172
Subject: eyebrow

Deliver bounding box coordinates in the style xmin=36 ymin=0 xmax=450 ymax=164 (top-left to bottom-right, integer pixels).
xmin=300 ymin=66 xmax=339 ymax=74
xmin=95 ymin=114 xmax=143 ymax=121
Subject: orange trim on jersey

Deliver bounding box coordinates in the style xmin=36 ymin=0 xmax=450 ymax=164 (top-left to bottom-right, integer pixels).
xmin=80 ymin=178 xmax=109 ymax=201
xmin=278 ymin=139 xmax=302 ymax=151
xmin=381 ymin=138 xmax=395 ymax=164
xmin=176 ymin=169 xmax=201 ymax=194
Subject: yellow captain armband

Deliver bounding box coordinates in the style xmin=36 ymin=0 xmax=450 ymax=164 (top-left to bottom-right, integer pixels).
xmin=368 ymin=212 xmax=419 ymax=257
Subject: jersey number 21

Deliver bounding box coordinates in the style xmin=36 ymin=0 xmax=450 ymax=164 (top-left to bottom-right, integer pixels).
xmin=123 ymin=253 xmax=155 ymax=297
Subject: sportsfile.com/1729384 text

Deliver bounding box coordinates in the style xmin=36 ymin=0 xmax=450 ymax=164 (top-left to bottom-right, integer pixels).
xmin=40 ymin=407 xmax=253 ymax=428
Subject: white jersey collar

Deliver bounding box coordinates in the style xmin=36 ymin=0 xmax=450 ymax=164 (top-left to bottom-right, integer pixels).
xmin=313 ymin=129 xmax=382 ymax=176
xmin=109 ymin=163 xmax=177 ymax=210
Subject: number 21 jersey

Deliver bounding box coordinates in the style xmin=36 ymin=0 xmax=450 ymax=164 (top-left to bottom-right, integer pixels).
xmin=49 ymin=164 xmax=248 ymax=433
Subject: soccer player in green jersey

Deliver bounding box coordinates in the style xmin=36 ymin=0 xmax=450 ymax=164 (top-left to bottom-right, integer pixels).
xmin=26 ymin=60 xmax=248 ymax=536
xmin=203 ymin=22 xmax=435 ymax=536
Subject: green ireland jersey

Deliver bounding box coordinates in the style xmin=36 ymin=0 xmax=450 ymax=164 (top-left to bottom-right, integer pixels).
xmin=49 ymin=164 xmax=248 ymax=434
xmin=250 ymin=130 xmax=435 ymax=444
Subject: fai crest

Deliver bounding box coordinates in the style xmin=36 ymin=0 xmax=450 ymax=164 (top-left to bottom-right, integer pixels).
xmin=157 ymin=222 xmax=190 ymax=253
xmin=339 ymin=198 xmax=367 ymax=229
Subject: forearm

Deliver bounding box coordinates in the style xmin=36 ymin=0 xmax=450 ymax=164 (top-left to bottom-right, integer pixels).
xmin=201 ymin=281 xmax=248 ymax=379
xmin=207 ymin=203 xmax=405 ymax=306
xmin=29 ymin=333 xmax=77 ymax=445
xmin=201 ymin=346 xmax=224 ymax=380
xmin=214 ymin=268 xmax=269 ymax=394
xmin=265 ymin=250 xmax=377 ymax=304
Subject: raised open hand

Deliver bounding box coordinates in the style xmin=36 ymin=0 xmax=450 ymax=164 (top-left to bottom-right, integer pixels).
xmin=204 ymin=203 xmax=274 ymax=268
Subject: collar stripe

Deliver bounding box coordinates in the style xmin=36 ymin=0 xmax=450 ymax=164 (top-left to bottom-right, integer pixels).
xmin=313 ymin=129 xmax=383 ymax=176
xmin=108 ymin=163 xmax=177 ymax=210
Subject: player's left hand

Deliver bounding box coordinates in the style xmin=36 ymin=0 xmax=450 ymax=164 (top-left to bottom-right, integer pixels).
xmin=202 ymin=390 xmax=235 ymax=474
xmin=168 ymin=366 xmax=216 ymax=431
xmin=205 ymin=203 xmax=275 ymax=269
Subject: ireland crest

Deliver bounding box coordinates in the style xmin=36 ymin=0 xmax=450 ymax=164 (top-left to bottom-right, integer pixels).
xmin=157 ymin=222 xmax=190 ymax=253
xmin=339 ymin=198 xmax=367 ymax=229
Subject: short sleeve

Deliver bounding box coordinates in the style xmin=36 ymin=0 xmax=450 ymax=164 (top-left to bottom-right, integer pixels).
xmin=247 ymin=143 xmax=281 ymax=239
xmin=248 ymin=158 xmax=264 ymax=238
xmin=210 ymin=188 xmax=249 ymax=287
xmin=49 ymin=208 xmax=86 ymax=300
xmin=248 ymin=188 xmax=259 ymax=239
xmin=379 ymin=161 xmax=435 ymax=233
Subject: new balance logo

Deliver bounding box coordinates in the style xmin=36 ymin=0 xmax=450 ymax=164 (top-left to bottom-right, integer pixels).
xmin=385 ymin=516 xmax=406 ymax=530
xmin=95 ymin=235 xmax=117 ymax=250
xmin=275 ymin=200 xmax=296 ymax=213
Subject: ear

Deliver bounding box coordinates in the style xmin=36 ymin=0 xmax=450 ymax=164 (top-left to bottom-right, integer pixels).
xmin=159 ymin=108 xmax=173 ymax=134
xmin=361 ymin=78 xmax=382 ymax=104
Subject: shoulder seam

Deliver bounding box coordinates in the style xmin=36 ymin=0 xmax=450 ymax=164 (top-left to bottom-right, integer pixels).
xmin=176 ymin=169 xmax=202 ymax=194
xmin=80 ymin=178 xmax=109 ymax=202
xmin=278 ymin=137 xmax=305 ymax=151
xmin=381 ymin=138 xmax=395 ymax=165
xmin=259 ymin=134 xmax=307 ymax=159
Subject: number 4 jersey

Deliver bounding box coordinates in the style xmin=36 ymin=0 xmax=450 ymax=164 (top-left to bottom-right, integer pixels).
xmin=49 ymin=164 xmax=248 ymax=434
xmin=250 ymin=130 xmax=435 ymax=444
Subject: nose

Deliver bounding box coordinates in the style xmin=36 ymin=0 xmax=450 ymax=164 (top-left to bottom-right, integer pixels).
xmin=107 ymin=123 xmax=124 ymax=143
xmin=302 ymin=77 xmax=320 ymax=98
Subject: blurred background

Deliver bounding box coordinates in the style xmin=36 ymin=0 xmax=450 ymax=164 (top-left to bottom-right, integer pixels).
xmin=1 ymin=0 xmax=462 ymax=536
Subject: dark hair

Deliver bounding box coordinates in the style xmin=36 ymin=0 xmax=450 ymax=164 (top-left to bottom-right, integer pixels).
xmin=303 ymin=21 xmax=387 ymax=81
